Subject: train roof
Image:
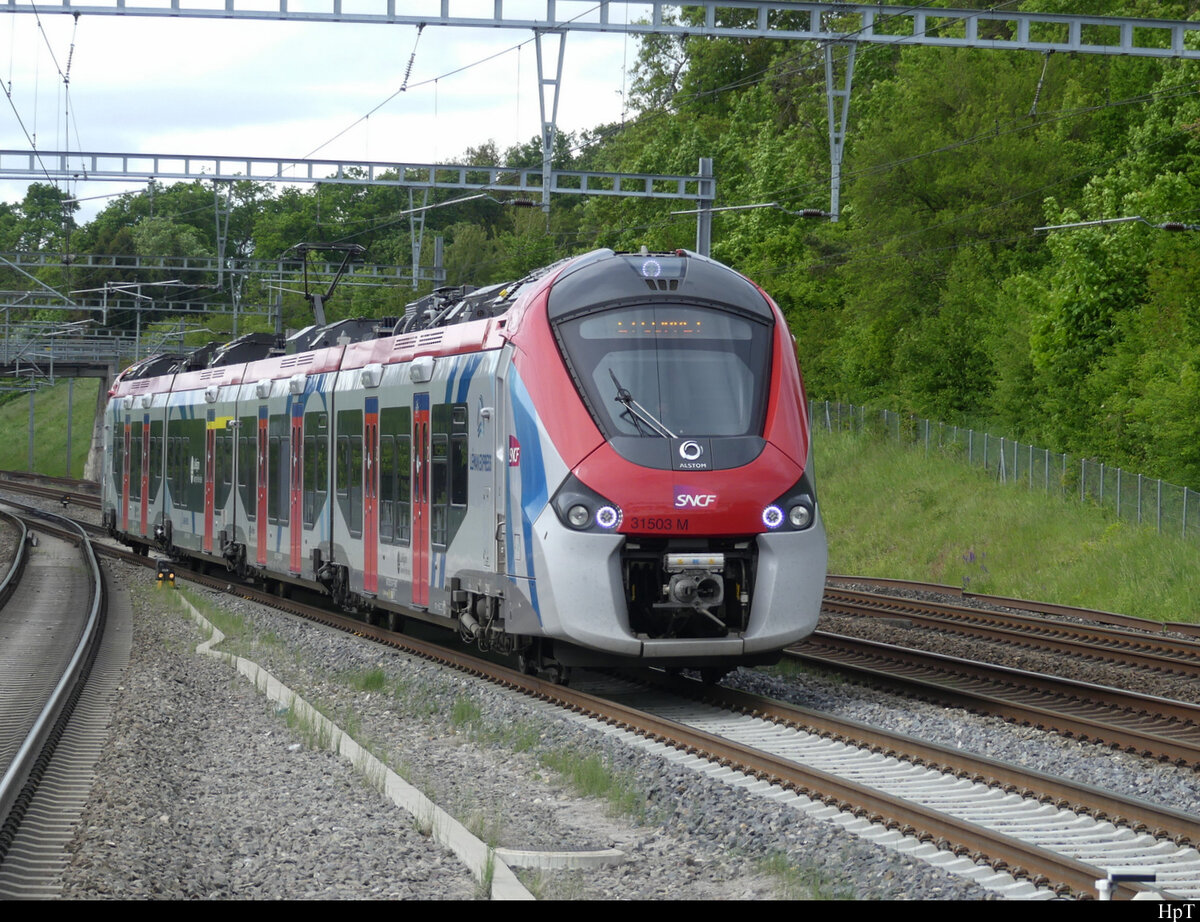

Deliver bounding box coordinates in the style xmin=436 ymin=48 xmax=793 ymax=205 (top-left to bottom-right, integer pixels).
xmin=109 ymin=248 xmax=771 ymax=395
xmin=546 ymin=249 xmax=773 ymax=322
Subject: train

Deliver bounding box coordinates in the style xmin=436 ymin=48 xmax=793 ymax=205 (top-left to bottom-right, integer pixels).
xmin=100 ymin=247 xmax=827 ymax=681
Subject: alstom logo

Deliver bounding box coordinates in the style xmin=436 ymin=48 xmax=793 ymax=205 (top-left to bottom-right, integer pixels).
xmin=675 ymin=487 xmax=718 ymax=508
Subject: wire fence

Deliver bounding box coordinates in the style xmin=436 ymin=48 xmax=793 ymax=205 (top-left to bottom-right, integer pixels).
xmin=810 ymin=400 xmax=1200 ymax=544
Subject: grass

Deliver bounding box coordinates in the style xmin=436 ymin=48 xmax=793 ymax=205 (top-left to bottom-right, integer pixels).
xmin=756 ymin=851 xmax=853 ymax=900
xmin=281 ymin=695 xmax=337 ymax=751
xmin=347 ymin=666 xmax=388 ymax=692
xmin=450 ymin=695 xmax=482 ymax=730
xmin=539 ymin=749 xmax=646 ymax=820
xmin=0 ymin=378 xmax=103 ymax=478
xmin=477 ymin=848 xmax=496 ymax=900
xmin=816 ymin=428 xmax=1200 ymax=623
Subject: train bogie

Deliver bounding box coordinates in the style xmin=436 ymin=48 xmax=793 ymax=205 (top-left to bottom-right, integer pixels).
xmin=100 ymin=248 xmax=827 ymax=675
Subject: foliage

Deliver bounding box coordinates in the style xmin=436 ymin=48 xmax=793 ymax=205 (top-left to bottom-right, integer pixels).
xmin=6 ymin=1 xmax=1200 ymax=487
xmin=817 ymin=426 xmax=1200 ymax=623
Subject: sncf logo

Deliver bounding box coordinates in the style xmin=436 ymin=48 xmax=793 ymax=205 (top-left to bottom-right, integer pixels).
xmin=674 ymin=487 xmax=718 ymax=508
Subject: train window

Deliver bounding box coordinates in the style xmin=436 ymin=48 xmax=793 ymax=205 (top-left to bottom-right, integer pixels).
xmin=450 ymin=434 xmax=467 ymax=507
xmin=166 ymin=437 xmax=176 ymax=506
xmin=379 ymin=435 xmax=396 ymax=543
xmin=336 ymin=436 xmax=349 ymax=496
xmin=130 ymin=423 xmax=143 ymax=501
xmin=379 ymin=407 xmax=412 ymax=545
xmin=237 ymin=417 xmax=256 ymax=520
xmin=112 ymin=426 xmax=124 ymax=489
xmin=267 ymin=415 xmax=290 ymax=526
xmin=215 ymin=432 xmax=233 ymax=509
xmin=349 ymin=435 xmax=363 ymax=538
xmin=431 ymin=434 xmax=448 ymax=546
xmin=303 ymin=434 xmax=327 ymax=528
xmin=169 ymin=430 xmax=200 ymax=510
xmin=173 ymin=417 xmax=206 ymax=512
xmin=149 ymin=422 xmax=163 ymax=498
xmin=396 ymin=435 xmax=411 ymax=543
xmin=267 ymin=434 xmax=290 ymax=526
xmin=554 ymin=304 xmax=773 ymax=439
xmin=268 ymin=436 xmax=281 ymax=523
xmin=336 ymin=410 xmax=364 ymax=538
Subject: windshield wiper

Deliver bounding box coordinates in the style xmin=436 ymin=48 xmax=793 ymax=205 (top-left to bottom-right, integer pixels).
xmin=608 ymin=369 xmax=675 ymax=439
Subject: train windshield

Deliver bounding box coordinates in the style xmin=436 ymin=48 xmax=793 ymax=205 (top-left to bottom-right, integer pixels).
xmin=555 ymin=304 xmax=772 ymax=438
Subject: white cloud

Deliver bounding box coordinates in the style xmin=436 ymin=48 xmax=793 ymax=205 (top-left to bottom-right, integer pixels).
xmin=1 ymin=13 xmax=637 ymax=218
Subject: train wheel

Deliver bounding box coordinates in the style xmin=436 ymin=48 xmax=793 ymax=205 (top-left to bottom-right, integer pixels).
xmin=516 ymin=653 xmax=539 ymax=676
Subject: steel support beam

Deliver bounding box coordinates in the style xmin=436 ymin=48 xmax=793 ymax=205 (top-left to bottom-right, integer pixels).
xmin=5 ymin=2 xmax=1198 ymax=59
xmin=0 ymin=250 xmax=423 ymax=280
xmin=0 ymin=151 xmax=709 ymax=201
xmin=535 ymin=29 xmax=567 ymax=214
xmin=696 ymin=158 xmax=713 ymax=258
xmin=213 ymin=181 xmax=233 ymax=289
xmin=824 ymin=42 xmax=855 ymax=223
xmin=408 ymin=187 xmax=430 ymax=290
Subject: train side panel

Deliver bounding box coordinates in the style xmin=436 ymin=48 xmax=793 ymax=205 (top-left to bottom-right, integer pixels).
xmin=163 ymin=385 xmax=210 ymax=556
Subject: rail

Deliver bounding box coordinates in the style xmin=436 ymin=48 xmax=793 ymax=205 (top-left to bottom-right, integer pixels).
xmin=0 ymin=510 xmax=106 ymax=860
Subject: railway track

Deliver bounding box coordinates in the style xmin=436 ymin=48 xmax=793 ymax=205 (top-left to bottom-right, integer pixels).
xmin=788 ymin=631 xmax=1200 ymax=767
xmin=0 ymin=504 xmax=111 ymax=897
xmin=828 ymin=575 xmax=1200 ymax=640
xmin=824 ymin=584 xmax=1200 ymax=678
xmin=592 ymin=670 xmax=1200 ymax=900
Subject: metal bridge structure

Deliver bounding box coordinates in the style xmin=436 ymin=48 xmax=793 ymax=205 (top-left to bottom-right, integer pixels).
xmin=6 ymin=1 xmax=1200 ymax=222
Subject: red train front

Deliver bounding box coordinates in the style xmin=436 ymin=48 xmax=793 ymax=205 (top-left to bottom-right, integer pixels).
xmin=498 ymin=249 xmax=827 ymax=676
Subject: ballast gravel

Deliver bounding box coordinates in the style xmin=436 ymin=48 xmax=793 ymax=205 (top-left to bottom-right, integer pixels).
xmin=57 ymin=563 xmax=999 ymax=901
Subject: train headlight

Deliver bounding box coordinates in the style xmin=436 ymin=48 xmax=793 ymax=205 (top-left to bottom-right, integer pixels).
xmin=764 ymin=473 xmax=818 ymax=532
xmin=551 ymin=474 xmax=623 ymax=533
xmin=762 ymin=505 xmax=784 ymax=529
xmin=788 ymin=504 xmax=812 ymax=529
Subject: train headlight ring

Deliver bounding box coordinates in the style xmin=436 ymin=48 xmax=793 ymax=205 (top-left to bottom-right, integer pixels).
xmin=595 ymin=505 xmax=621 ymax=530
xmin=762 ymin=505 xmax=784 ymax=529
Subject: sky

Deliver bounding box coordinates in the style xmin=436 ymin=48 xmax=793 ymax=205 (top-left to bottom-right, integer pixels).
xmin=1 ymin=9 xmax=641 ymax=222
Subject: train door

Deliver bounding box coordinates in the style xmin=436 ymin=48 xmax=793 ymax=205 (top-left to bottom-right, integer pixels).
xmin=289 ymin=403 xmax=303 ymax=574
xmin=492 ymin=362 xmax=508 ymax=575
xmin=203 ymin=410 xmax=216 ymax=553
xmin=121 ymin=414 xmax=131 ymax=532
xmin=363 ymin=396 xmax=379 ymax=595
xmin=139 ymin=414 xmax=151 ymax=538
xmin=256 ymin=406 xmax=269 ymax=566
xmin=412 ymin=392 xmax=430 ymax=607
